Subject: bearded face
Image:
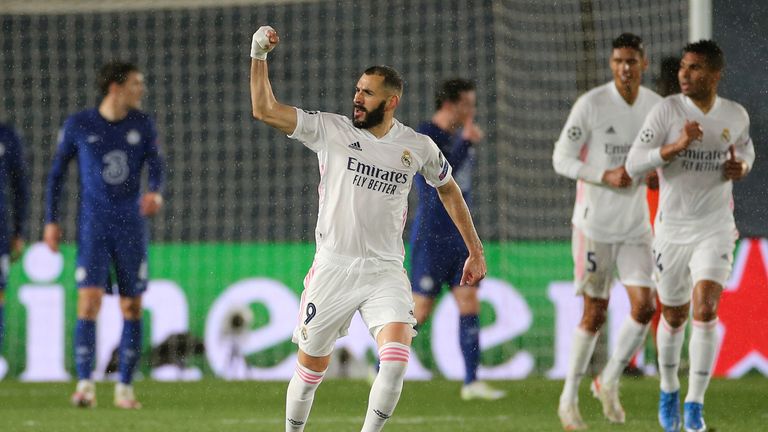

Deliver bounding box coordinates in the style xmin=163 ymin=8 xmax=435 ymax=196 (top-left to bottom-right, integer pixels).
xmin=352 ymin=99 xmax=387 ymax=129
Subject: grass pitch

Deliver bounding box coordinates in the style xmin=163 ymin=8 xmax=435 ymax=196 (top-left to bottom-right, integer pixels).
xmin=1 ymin=377 xmax=766 ymax=431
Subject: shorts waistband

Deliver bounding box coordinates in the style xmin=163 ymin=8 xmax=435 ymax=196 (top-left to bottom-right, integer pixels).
xmin=315 ymin=248 xmax=402 ymax=274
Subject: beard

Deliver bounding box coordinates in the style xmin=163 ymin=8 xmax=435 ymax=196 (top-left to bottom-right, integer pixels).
xmin=352 ymin=100 xmax=386 ymax=129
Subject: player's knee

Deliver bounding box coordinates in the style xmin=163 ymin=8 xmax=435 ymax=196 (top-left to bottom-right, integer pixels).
xmin=454 ymin=296 xmax=480 ymax=315
xmin=120 ymin=298 xmax=143 ymax=319
xmin=662 ymin=309 xmax=688 ymax=328
xmin=632 ymin=301 xmax=656 ymax=324
xmin=580 ymin=302 xmax=607 ymax=332
xmin=691 ymin=304 xmax=718 ymax=322
xmin=413 ymin=308 xmax=430 ymax=325
xmin=77 ymin=292 xmax=103 ymax=319
xmin=297 ymin=350 xmax=331 ymax=373
xmin=580 ymin=313 xmax=606 ymax=333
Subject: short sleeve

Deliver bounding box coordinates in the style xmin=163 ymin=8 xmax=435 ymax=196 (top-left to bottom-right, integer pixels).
xmin=287 ymin=108 xmax=329 ymax=153
xmin=419 ymin=138 xmax=452 ymax=188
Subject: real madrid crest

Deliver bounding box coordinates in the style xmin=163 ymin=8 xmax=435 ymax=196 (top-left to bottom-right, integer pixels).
xmin=401 ymin=150 xmax=412 ymax=168
xmin=721 ymin=128 xmax=730 ymax=143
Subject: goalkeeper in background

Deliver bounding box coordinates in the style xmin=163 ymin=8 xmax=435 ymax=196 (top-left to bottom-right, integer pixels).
xmin=552 ymin=33 xmax=661 ymax=430
xmin=249 ymin=26 xmax=487 ymax=432
xmin=0 ymin=121 xmax=29 ymax=378
xmin=409 ymin=78 xmax=505 ymax=401
xmin=44 ymin=61 xmax=165 ymax=409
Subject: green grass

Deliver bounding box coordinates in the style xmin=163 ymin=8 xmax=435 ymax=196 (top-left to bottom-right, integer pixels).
xmin=1 ymin=377 xmax=766 ymax=431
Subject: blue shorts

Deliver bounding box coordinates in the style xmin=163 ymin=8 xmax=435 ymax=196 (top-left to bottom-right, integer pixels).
xmin=410 ymin=240 xmax=468 ymax=298
xmin=76 ymin=218 xmax=148 ymax=297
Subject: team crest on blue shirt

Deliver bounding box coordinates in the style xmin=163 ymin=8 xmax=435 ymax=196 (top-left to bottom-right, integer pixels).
xmin=721 ymin=128 xmax=730 ymax=143
xmin=401 ymin=150 xmax=412 ymax=168
xmin=126 ymin=129 xmax=141 ymax=145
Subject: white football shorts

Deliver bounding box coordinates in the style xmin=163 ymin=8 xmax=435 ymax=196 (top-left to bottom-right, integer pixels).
xmin=572 ymin=227 xmax=655 ymax=299
xmin=292 ymin=248 xmax=417 ymax=357
xmin=653 ymin=230 xmax=736 ymax=307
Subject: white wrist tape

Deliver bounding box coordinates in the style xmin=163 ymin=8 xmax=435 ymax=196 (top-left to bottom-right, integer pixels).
xmin=251 ymin=26 xmax=275 ymax=60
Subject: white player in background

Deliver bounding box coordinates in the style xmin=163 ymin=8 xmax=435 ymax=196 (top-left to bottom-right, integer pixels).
xmin=248 ymin=26 xmax=487 ymax=432
xmin=553 ymin=33 xmax=661 ymax=430
xmin=626 ymin=39 xmax=754 ymax=432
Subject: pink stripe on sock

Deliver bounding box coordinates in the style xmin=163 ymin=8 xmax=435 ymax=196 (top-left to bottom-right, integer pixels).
xmin=662 ymin=319 xmax=685 ymax=334
xmin=379 ymin=347 xmax=410 ymax=363
xmin=380 ymin=355 xmax=409 ymax=363
xmin=296 ymin=367 xmax=323 ymax=385
xmin=692 ymin=319 xmax=717 ymax=330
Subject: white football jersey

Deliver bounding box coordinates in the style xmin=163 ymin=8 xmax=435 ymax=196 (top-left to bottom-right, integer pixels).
xmin=553 ymin=82 xmax=661 ymax=242
xmin=289 ymin=108 xmax=452 ymax=263
xmin=626 ymin=94 xmax=755 ymax=244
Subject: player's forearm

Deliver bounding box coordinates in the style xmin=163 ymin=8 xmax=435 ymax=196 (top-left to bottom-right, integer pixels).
xmin=249 ymin=60 xmax=297 ymax=134
xmin=250 ymin=59 xmax=279 ymax=121
xmin=10 ymin=171 xmax=29 ymax=237
xmin=44 ymin=174 xmax=65 ymax=223
xmin=626 ymin=145 xmax=664 ymax=180
xmin=147 ymin=154 xmax=165 ymax=193
xmin=438 ymin=182 xmax=484 ymax=256
xmin=552 ymin=150 xmax=603 ymax=184
xmin=659 ymin=136 xmax=691 ymax=161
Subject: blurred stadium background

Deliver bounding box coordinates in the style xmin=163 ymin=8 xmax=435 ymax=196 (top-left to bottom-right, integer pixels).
xmin=0 ymin=0 xmax=766 ymax=386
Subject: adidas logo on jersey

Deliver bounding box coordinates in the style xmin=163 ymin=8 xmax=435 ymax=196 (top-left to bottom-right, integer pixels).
xmin=606 ymin=126 xmax=616 ymax=134
xmin=348 ymin=141 xmax=362 ymax=151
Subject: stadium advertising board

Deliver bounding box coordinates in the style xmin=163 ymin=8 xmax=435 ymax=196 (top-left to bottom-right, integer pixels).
xmin=2 ymin=239 xmax=766 ymax=381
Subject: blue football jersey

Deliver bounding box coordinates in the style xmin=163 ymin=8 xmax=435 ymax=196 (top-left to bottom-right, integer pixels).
xmin=410 ymin=121 xmax=475 ymax=247
xmin=45 ymin=108 xmax=164 ymax=224
xmin=0 ymin=123 xmax=29 ymax=242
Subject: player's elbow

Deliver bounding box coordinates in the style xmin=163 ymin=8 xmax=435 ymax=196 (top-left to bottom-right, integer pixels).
xmin=624 ymin=158 xmax=642 ymax=180
xmin=551 ymin=152 xmax=573 ymax=178
xmin=251 ymin=106 xmax=266 ymax=121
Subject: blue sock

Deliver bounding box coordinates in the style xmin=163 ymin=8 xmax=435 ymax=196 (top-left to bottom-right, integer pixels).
xmin=459 ymin=314 xmax=480 ymax=384
xmin=0 ymin=303 xmax=5 ymax=354
xmin=74 ymin=319 xmax=96 ymax=380
xmin=119 ymin=319 xmax=142 ymax=384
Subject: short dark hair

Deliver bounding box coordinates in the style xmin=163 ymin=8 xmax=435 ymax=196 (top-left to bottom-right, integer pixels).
xmin=98 ymin=61 xmax=140 ymax=96
xmin=435 ymin=78 xmax=476 ymax=111
xmin=363 ymin=65 xmax=403 ymax=95
xmin=612 ymin=33 xmax=645 ymax=57
xmin=683 ymin=39 xmax=724 ymax=71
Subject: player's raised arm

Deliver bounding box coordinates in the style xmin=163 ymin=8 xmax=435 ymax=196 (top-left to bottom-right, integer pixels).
xmin=436 ymin=178 xmax=486 ymax=286
xmin=249 ymin=26 xmax=297 ymax=135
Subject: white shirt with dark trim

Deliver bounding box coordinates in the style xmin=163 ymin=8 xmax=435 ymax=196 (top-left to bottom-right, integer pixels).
xmin=626 ymin=94 xmax=755 ymax=244
xmin=289 ymin=108 xmax=452 ymax=263
xmin=553 ymin=82 xmax=662 ymax=243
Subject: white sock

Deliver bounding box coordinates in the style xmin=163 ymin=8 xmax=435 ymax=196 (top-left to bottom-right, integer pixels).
xmin=559 ymin=327 xmax=598 ymax=406
xmin=285 ymin=362 xmax=325 ymax=431
xmin=600 ymin=318 xmax=649 ymax=386
xmin=657 ymin=316 xmax=686 ymax=393
xmin=361 ymin=342 xmax=409 ymax=432
xmin=685 ymin=319 xmax=718 ymax=404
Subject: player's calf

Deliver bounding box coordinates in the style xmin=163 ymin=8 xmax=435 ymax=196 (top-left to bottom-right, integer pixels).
xmin=361 ymin=342 xmax=409 ymax=432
